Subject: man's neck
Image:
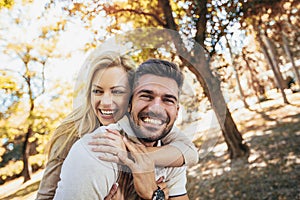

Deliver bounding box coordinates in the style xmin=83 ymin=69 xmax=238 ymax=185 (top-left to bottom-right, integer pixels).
xmin=139 ymin=139 xmax=158 ymax=147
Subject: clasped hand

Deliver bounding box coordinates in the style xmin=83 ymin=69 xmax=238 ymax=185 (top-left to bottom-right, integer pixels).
xmin=88 ymin=129 xmax=169 ymax=199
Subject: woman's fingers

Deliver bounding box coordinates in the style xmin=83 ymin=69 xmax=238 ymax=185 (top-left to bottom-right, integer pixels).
xmin=156 ymin=176 xmax=165 ymax=184
xmin=89 ymin=137 xmax=115 ymax=147
xmin=117 ymin=149 xmax=135 ymax=168
xmin=92 ymin=145 xmax=118 ymax=155
xmin=104 ymin=183 xmax=119 ymax=200
xmin=98 ymin=153 xmax=120 ymax=163
xmin=105 ymin=129 xmax=122 ymax=136
xmin=123 ymin=137 xmax=147 ymax=156
xmin=92 ymin=129 xmax=121 ymax=138
xmin=89 ymin=130 xmax=126 ymax=150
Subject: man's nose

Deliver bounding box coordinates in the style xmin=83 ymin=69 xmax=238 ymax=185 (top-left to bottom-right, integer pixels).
xmin=148 ymin=97 xmax=163 ymax=112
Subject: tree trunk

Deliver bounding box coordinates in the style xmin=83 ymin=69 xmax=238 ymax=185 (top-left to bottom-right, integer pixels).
xmin=242 ymin=51 xmax=266 ymax=102
xmin=21 ymin=125 xmax=32 ymax=182
xmin=21 ymin=62 xmax=34 ymax=182
xmin=259 ymin=33 xmax=289 ymax=104
xmin=282 ymin=32 xmax=300 ymax=85
xmin=186 ymin=55 xmax=249 ymax=158
xmin=158 ymin=0 xmax=249 ymax=159
xmin=226 ymin=36 xmax=249 ymax=109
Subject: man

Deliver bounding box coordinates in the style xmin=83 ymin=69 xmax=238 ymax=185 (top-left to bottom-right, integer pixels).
xmin=54 ymin=59 xmax=192 ymax=200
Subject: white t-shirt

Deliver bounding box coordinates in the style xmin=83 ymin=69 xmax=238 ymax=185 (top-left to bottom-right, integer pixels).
xmin=54 ymin=116 xmax=187 ymax=200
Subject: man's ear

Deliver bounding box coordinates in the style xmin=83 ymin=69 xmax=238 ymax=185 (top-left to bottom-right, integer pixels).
xmin=128 ymin=95 xmax=133 ymax=113
xmin=128 ymin=103 xmax=132 ymax=113
xmin=176 ymin=104 xmax=180 ymax=118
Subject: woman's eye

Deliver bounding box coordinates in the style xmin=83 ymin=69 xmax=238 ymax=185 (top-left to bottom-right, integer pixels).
xmin=112 ymin=90 xmax=126 ymax=95
xmin=92 ymin=89 xmax=103 ymax=94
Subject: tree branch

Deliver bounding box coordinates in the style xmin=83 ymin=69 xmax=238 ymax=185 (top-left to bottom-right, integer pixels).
xmin=104 ymin=7 xmax=165 ymax=27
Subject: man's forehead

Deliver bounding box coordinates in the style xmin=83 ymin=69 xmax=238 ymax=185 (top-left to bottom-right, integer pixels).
xmin=134 ymin=74 xmax=179 ymax=96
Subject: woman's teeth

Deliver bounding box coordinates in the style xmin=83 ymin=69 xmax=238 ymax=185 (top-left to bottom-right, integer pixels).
xmin=101 ymin=110 xmax=114 ymax=115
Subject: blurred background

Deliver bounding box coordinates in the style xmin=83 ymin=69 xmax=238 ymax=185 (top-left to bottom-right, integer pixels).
xmin=0 ymin=0 xmax=299 ymax=199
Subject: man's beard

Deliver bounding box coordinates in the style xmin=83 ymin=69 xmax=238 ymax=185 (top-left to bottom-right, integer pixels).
xmin=129 ymin=117 xmax=172 ymax=143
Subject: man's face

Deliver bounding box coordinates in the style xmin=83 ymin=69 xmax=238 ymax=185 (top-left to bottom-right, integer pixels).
xmin=129 ymin=74 xmax=179 ymax=144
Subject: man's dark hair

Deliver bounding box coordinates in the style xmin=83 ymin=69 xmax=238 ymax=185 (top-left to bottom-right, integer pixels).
xmin=133 ymin=58 xmax=184 ymax=91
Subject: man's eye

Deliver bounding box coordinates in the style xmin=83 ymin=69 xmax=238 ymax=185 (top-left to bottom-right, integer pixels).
xmin=164 ymin=98 xmax=175 ymax=105
xmin=140 ymin=95 xmax=152 ymax=100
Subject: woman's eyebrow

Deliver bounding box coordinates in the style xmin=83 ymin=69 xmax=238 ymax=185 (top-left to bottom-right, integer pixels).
xmin=92 ymin=84 xmax=127 ymax=89
xmin=92 ymin=84 xmax=102 ymax=88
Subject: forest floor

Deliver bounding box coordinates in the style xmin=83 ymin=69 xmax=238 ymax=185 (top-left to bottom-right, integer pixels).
xmin=187 ymin=91 xmax=300 ymax=200
xmin=0 ymin=90 xmax=300 ymax=200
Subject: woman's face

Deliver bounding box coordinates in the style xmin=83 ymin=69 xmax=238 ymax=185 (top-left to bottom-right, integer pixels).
xmin=91 ymin=66 xmax=131 ymax=126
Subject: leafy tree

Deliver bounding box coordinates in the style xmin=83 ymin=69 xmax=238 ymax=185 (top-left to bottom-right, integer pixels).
xmin=60 ymin=0 xmax=252 ymax=159
xmin=240 ymin=0 xmax=300 ymax=102
xmin=0 ymin=0 xmax=71 ymax=182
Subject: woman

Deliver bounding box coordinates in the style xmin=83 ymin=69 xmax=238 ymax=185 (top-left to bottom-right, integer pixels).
xmin=36 ymin=49 xmax=198 ymax=199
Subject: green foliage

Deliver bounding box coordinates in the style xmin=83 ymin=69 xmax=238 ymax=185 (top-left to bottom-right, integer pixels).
xmin=0 ymin=0 xmax=76 ymax=182
xmin=0 ymin=71 xmax=23 ymax=119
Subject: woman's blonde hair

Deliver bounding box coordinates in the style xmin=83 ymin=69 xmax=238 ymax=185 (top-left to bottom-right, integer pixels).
xmin=47 ymin=50 xmax=136 ymax=159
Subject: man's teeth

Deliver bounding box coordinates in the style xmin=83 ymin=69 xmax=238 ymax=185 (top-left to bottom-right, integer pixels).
xmin=143 ymin=117 xmax=163 ymax=125
xmin=101 ymin=110 xmax=114 ymax=115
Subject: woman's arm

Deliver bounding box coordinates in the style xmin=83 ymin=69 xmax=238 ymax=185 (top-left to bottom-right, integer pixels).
xmin=36 ymin=135 xmax=77 ymax=200
xmin=160 ymin=126 xmax=199 ymax=166
xmin=36 ymin=158 xmax=63 ymax=200
xmin=90 ymin=127 xmax=198 ymax=167
xmin=36 ymin=137 xmax=65 ymax=199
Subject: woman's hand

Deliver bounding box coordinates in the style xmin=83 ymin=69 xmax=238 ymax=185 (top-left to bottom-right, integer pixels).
xmin=104 ymin=183 xmax=120 ymax=200
xmin=88 ymin=129 xmax=126 ymax=163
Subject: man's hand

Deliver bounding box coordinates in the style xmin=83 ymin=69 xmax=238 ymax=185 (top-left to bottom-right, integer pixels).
xmin=103 ymin=177 xmax=170 ymax=200
xmin=157 ymin=176 xmax=169 ymax=199
xmin=118 ymin=137 xmax=158 ymax=199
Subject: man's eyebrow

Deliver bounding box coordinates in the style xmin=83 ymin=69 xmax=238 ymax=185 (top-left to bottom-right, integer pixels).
xmin=137 ymin=89 xmax=178 ymax=101
xmin=136 ymin=89 xmax=153 ymax=95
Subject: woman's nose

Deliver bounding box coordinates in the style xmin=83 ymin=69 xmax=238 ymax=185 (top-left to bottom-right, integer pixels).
xmin=100 ymin=93 xmax=113 ymax=105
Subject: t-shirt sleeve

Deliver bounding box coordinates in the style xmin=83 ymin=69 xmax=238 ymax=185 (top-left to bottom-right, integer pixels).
xmin=165 ymin=166 xmax=187 ymax=197
xmin=162 ymin=126 xmax=199 ymax=166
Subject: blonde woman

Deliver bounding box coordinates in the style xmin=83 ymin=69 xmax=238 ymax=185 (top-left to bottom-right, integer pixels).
xmin=36 ymin=49 xmax=198 ymax=199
